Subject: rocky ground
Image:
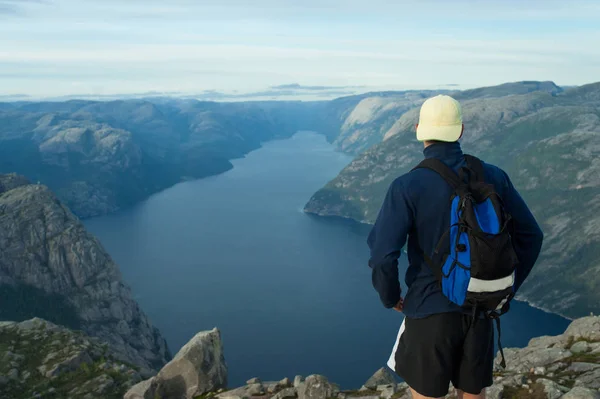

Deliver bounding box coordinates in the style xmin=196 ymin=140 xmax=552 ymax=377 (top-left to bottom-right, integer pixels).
xmin=0 ymin=318 xmax=143 ymax=399
xmin=124 ymin=316 xmax=600 ymax=399
xmin=1 ymin=315 xmax=598 ymax=398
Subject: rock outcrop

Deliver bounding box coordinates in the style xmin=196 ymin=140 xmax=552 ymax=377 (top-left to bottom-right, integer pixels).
xmin=0 ymin=318 xmax=143 ymax=399
xmin=126 ymin=328 xmax=227 ymax=399
xmin=0 ymin=175 xmax=170 ymax=373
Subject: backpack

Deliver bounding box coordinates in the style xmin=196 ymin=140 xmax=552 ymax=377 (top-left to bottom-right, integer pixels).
xmin=412 ymin=154 xmax=519 ymax=368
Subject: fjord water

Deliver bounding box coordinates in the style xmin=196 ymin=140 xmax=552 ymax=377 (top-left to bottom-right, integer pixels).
xmin=85 ymin=132 xmax=570 ymax=388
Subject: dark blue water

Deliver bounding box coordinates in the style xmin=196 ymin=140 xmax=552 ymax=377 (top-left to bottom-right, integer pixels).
xmin=85 ymin=132 xmax=570 ymax=389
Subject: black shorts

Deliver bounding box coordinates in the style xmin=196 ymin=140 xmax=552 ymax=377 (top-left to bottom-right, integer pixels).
xmin=391 ymin=312 xmax=494 ymax=397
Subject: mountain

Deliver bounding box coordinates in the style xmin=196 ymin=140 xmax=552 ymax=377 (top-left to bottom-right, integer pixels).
xmin=305 ymin=82 xmax=600 ymax=319
xmin=0 ymin=174 xmax=170 ymax=374
xmin=0 ymin=100 xmax=329 ymax=218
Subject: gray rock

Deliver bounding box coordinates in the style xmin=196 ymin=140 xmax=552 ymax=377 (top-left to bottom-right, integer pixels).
xmin=247 ymin=377 xmax=262 ymax=385
xmin=267 ymin=383 xmax=280 ymax=393
xmin=571 ymin=341 xmax=591 ymax=353
xmin=380 ymin=386 xmax=396 ymax=399
xmin=217 ymin=386 xmax=251 ymax=399
xmin=485 ymin=383 xmax=504 ymax=399
xmin=279 ymin=377 xmax=292 ymax=388
xmin=564 ymin=316 xmax=600 ymax=342
xmin=127 ymin=328 xmax=227 ymax=399
xmin=533 ymin=366 xmax=546 ymax=375
xmin=536 ymin=378 xmax=563 ymax=399
xmin=124 ymin=377 xmax=155 ymax=399
xmin=45 ymin=351 xmax=93 ymax=378
xmin=575 ymin=368 xmax=600 ymax=389
xmin=297 ymin=375 xmax=337 ymax=399
xmin=272 ymin=387 xmax=298 ymax=399
xmin=364 ymin=367 xmax=396 ymax=390
xmin=499 ymin=347 xmax=573 ymax=373
xmin=7 ymin=369 xmax=19 ymax=380
xmin=567 ymin=362 xmax=600 ymax=373
xmin=247 ymin=383 xmax=264 ymax=396
xmin=294 ymin=376 xmax=304 ymax=388
xmin=562 ymin=387 xmax=600 ymax=399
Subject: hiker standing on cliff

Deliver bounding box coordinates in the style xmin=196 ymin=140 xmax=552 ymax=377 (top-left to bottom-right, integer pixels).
xmin=367 ymin=95 xmax=544 ymax=399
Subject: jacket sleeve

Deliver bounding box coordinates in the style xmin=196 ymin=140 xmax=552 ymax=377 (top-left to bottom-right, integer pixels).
xmin=367 ymin=179 xmax=413 ymax=308
xmin=501 ymin=170 xmax=544 ymax=292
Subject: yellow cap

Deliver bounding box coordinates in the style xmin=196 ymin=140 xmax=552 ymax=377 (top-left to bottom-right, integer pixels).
xmin=416 ymin=95 xmax=463 ymax=142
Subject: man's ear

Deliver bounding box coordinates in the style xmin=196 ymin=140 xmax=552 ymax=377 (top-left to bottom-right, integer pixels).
xmin=459 ymin=124 xmax=464 ymax=140
xmin=415 ymin=123 xmax=419 ymax=131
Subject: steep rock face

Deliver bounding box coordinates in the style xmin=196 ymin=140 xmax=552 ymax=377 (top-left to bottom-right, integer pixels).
xmin=305 ymin=82 xmax=600 ymax=318
xmin=0 ymin=176 xmax=170 ymax=373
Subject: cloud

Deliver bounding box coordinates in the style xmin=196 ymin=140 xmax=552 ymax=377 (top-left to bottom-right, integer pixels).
xmin=271 ymin=83 xmax=363 ymax=91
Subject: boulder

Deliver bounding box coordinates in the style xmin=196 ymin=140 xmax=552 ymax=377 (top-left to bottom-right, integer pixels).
xmin=571 ymin=341 xmax=591 ymax=354
xmin=363 ymin=367 xmax=396 ymax=390
xmin=279 ymin=377 xmax=291 ymax=388
xmin=124 ymin=378 xmax=155 ymax=399
xmin=297 ymin=375 xmax=337 ymax=399
xmin=574 ymin=368 xmax=600 ymax=389
xmin=272 ymin=387 xmax=298 ymax=399
xmin=562 ymin=387 xmax=600 ymax=399
xmin=126 ymin=328 xmax=227 ymax=399
xmin=246 ymin=383 xmax=264 ymax=396
xmin=293 ymin=376 xmax=304 ymax=388
xmin=564 ymin=316 xmax=600 ymax=341
xmin=247 ymin=377 xmax=261 ymax=385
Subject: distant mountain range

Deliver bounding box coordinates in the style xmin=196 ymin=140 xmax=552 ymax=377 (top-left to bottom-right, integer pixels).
xmin=2 ymin=80 xmax=599 ymax=319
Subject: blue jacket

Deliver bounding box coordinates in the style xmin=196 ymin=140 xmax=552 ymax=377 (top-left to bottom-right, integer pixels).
xmin=367 ymin=142 xmax=544 ymax=318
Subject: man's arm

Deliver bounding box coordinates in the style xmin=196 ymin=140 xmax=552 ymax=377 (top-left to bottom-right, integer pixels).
xmin=501 ymin=170 xmax=544 ymax=291
xmin=367 ymin=179 xmax=413 ymax=308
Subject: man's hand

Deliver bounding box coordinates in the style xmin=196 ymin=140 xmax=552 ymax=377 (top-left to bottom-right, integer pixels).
xmin=393 ymin=298 xmax=404 ymax=313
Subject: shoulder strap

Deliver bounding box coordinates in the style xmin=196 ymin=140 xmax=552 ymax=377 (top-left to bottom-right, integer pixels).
xmin=464 ymin=155 xmax=485 ymax=183
xmin=412 ymin=158 xmax=461 ymax=189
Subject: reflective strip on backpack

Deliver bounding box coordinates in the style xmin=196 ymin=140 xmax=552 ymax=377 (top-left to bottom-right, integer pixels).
xmin=467 ymin=272 xmax=514 ymax=293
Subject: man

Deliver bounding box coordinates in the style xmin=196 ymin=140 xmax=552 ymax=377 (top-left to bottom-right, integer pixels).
xmin=367 ymin=95 xmax=544 ymax=399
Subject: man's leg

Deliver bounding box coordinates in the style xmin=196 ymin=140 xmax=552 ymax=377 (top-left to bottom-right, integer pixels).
xmin=452 ymin=315 xmax=494 ymax=398
xmin=456 ymin=389 xmax=486 ymax=399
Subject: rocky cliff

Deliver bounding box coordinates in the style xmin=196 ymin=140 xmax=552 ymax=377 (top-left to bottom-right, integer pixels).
xmin=0 ymin=174 xmax=170 ymax=374
xmin=0 ymin=318 xmax=144 ymax=398
xmin=305 ymin=82 xmax=600 ymax=319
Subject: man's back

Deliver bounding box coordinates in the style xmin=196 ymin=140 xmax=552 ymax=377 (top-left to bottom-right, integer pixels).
xmin=367 ymin=94 xmax=544 ymax=399
xmin=368 ymin=141 xmax=544 ymax=319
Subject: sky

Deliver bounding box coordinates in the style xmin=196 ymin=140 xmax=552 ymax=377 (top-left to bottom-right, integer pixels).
xmin=1 ymin=0 xmax=600 ymax=100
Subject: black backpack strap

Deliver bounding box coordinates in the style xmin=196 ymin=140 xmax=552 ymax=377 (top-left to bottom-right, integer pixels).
xmin=412 ymin=158 xmax=461 ymax=189
xmin=464 ymin=155 xmax=485 ymax=183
